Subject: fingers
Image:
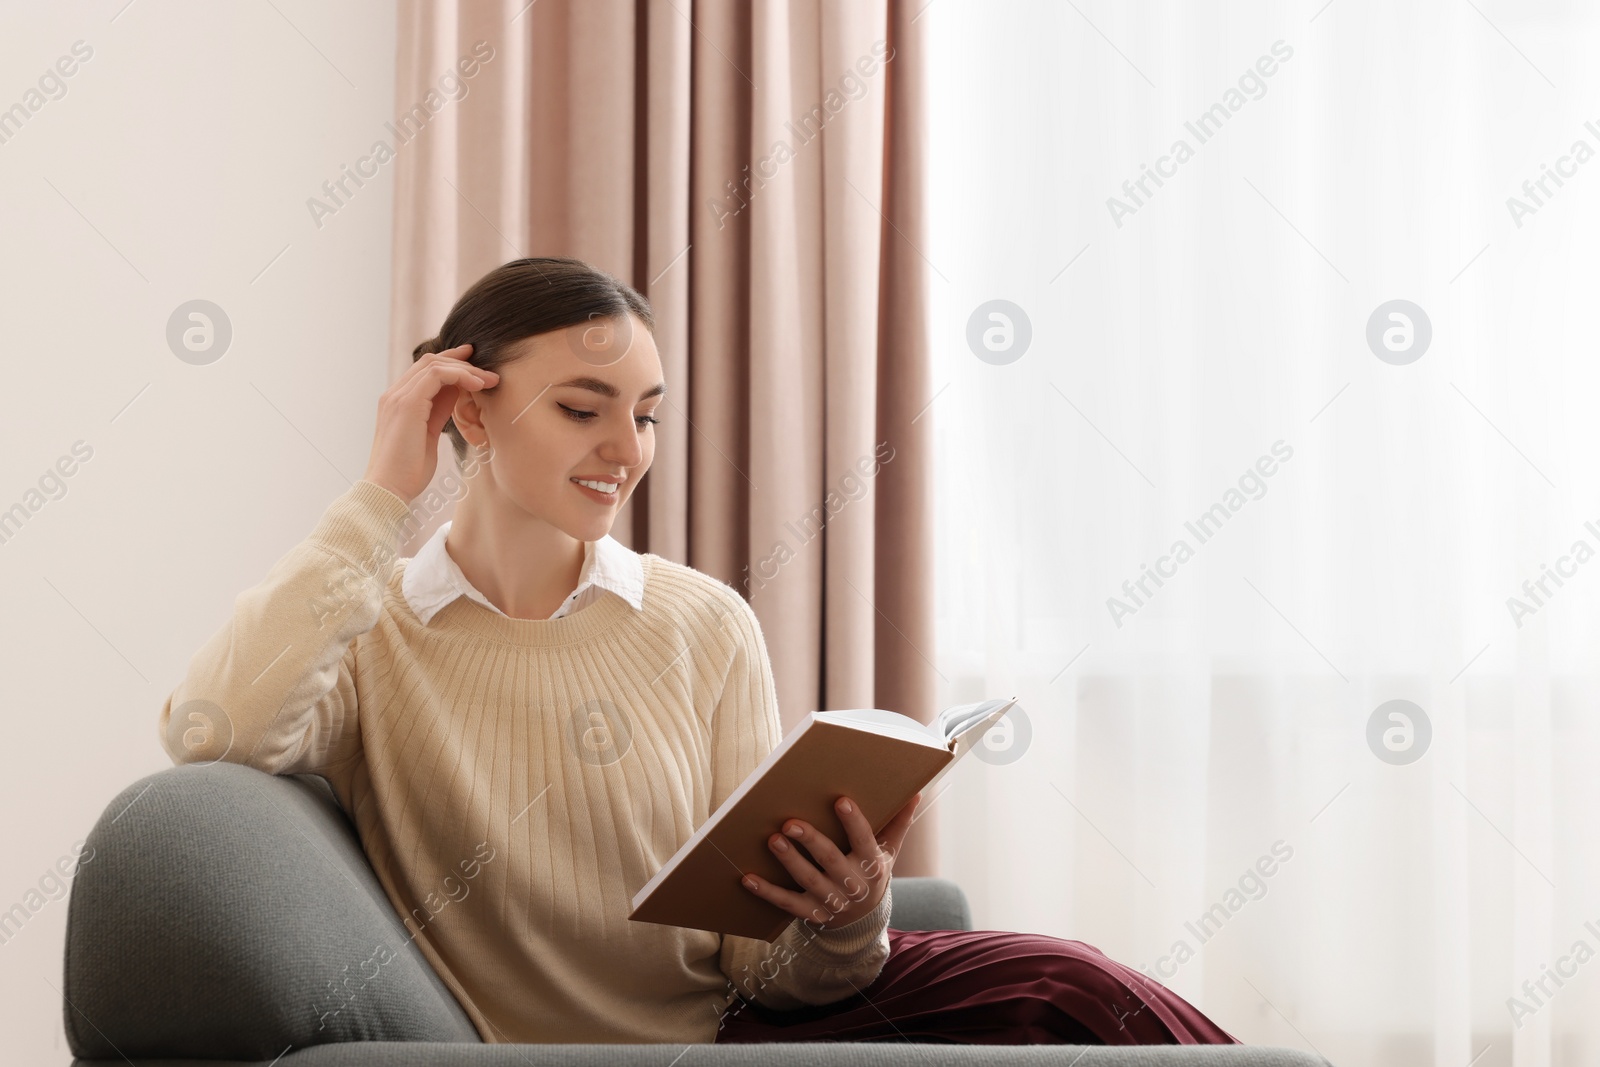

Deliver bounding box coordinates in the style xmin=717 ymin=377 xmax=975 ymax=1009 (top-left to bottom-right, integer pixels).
xmin=364 ymin=344 xmax=501 ymax=503
xmin=383 ymin=358 xmax=495 ymax=414
xmin=743 ymin=798 xmax=918 ymax=924
xmin=765 ymin=827 xmax=835 ymax=895
xmin=740 ymin=867 xmax=833 ymax=925
xmin=418 ymin=342 xmax=475 ymax=363
xmin=402 ymin=358 xmax=499 ymax=399
xmin=397 ymin=363 xmax=499 ymax=439
xmin=401 ymin=345 xmax=498 ymax=394
xmin=776 ymin=819 xmax=848 ymax=873
xmin=832 ymin=797 xmax=878 ymax=859
xmin=772 ymin=817 xmax=873 ymax=906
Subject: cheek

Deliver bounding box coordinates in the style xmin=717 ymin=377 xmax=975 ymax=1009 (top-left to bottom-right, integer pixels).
xmin=620 ymin=447 xmax=654 ymax=500
xmin=503 ymin=421 xmax=574 ymax=470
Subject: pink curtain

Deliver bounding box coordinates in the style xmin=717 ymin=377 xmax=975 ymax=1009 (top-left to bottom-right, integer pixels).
xmin=389 ymin=0 xmax=938 ymax=873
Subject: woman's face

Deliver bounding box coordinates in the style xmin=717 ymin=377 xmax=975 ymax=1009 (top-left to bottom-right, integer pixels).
xmin=454 ymin=312 xmax=664 ymax=541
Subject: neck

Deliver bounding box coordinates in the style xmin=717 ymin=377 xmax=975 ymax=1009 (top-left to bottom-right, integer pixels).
xmin=445 ymin=488 xmax=585 ymax=621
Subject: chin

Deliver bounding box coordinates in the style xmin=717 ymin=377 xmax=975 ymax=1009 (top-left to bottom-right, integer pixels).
xmin=562 ymin=512 xmax=616 ymax=542
xmin=579 ymin=521 xmax=614 ymax=542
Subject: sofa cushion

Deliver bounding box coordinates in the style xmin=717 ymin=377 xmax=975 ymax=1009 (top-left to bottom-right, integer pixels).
xmin=63 ymin=762 xmax=480 ymax=1061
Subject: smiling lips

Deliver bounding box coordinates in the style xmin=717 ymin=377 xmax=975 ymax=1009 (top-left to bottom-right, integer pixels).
xmin=572 ymin=476 xmax=621 ymax=501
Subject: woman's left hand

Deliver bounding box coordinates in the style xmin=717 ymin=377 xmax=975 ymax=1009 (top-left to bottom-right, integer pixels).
xmin=740 ymin=791 xmax=921 ymax=930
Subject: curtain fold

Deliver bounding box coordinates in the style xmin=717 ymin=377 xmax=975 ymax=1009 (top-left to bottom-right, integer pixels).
xmin=389 ymin=0 xmax=938 ymax=872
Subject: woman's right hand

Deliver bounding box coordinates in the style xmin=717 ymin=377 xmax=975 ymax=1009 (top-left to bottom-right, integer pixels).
xmin=361 ymin=343 xmax=499 ymax=504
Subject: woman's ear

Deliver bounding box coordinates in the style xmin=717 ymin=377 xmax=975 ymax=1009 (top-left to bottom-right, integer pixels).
xmin=452 ymin=386 xmax=489 ymax=450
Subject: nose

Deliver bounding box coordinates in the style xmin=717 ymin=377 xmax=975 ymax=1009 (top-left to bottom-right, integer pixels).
xmin=596 ymin=409 xmax=645 ymax=469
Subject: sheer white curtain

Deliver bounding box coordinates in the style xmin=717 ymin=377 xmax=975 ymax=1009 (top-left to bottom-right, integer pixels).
xmin=926 ymin=2 xmax=1600 ymax=1064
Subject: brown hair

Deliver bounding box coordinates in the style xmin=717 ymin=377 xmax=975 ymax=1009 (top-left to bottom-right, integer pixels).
xmin=413 ymin=257 xmax=655 ymax=462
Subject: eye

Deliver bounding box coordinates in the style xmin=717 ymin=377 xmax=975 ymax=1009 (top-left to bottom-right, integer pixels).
xmin=558 ymin=402 xmax=661 ymax=428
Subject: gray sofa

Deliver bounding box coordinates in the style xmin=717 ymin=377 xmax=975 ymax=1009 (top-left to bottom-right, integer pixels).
xmin=61 ymin=762 xmax=1325 ymax=1066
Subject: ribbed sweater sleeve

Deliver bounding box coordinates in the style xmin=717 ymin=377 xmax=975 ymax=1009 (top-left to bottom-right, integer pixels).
xmin=157 ymin=480 xmax=415 ymax=775
xmin=713 ymin=595 xmax=893 ymax=1011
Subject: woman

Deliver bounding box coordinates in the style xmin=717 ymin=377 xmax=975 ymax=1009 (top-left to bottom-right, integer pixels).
xmin=159 ymin=257 xmax=1237 ymax=1046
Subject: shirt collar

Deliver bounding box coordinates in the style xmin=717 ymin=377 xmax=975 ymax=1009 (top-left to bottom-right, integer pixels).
xmin=401 ymin=521 xmax=645 ymax=626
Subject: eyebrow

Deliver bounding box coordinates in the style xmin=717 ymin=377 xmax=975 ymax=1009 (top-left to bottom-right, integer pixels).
xmin=552 ymin=376 xmax=667 ymax=401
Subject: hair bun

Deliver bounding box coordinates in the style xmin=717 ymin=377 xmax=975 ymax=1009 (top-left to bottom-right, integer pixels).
xmin=412 ymin=336 xmax=442 ymax=361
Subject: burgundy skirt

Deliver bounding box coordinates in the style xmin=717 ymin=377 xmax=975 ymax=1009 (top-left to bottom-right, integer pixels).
xmin=714 ymin=926 xmax=1240 ymax=1045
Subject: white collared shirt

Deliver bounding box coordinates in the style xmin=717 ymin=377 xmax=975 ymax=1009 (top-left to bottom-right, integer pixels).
xmin=400 ymin=520 xmax=645 ymax=625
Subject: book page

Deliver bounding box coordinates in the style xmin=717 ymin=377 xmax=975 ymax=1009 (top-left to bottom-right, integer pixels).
xmin=910 ymin=699 xmax=1018 ymax=810
xmin=937 ymin=697 xmax=1019 ymax=745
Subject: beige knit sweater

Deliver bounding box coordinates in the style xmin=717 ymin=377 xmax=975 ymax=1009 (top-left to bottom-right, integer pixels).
xmin=157 ymin=479 xmax=893 ymax=1044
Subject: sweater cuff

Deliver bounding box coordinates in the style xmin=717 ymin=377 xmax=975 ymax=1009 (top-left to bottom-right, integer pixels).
xmin=308 ymin=479 xmax=416 ymax=569
xmin=792 ymin=881 xmax=892 ymax=964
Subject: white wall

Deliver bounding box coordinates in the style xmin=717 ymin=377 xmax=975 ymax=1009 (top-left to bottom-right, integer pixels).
xmin=0 ymin=3 xmax=396 ymax=1060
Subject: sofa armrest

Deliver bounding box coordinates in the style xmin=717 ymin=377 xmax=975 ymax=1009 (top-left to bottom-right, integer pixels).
xmin=886 ymin=876 xmax=971 ymax=931
xmin=63 ymin=761 xmax=480 ymax=1062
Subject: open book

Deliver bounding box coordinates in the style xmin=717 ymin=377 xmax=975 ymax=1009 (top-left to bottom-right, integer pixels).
xmin=628 ymin=697 xmax=1020 ymax=941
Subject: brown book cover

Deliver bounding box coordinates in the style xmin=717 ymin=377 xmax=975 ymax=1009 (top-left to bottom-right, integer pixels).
xmin=628 ymin=698 xmax=1019 ymax=941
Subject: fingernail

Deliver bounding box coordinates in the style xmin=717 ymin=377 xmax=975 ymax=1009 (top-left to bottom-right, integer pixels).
xmin=785 ymin=824 xmax=804 ymax=838
xmin=771 ymin=837 xmax=788 ymax=852
xmin=743 ymin=876 xmax=758 ymax=890
xmin=838 ymin=799 xmax=852 ymax=814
